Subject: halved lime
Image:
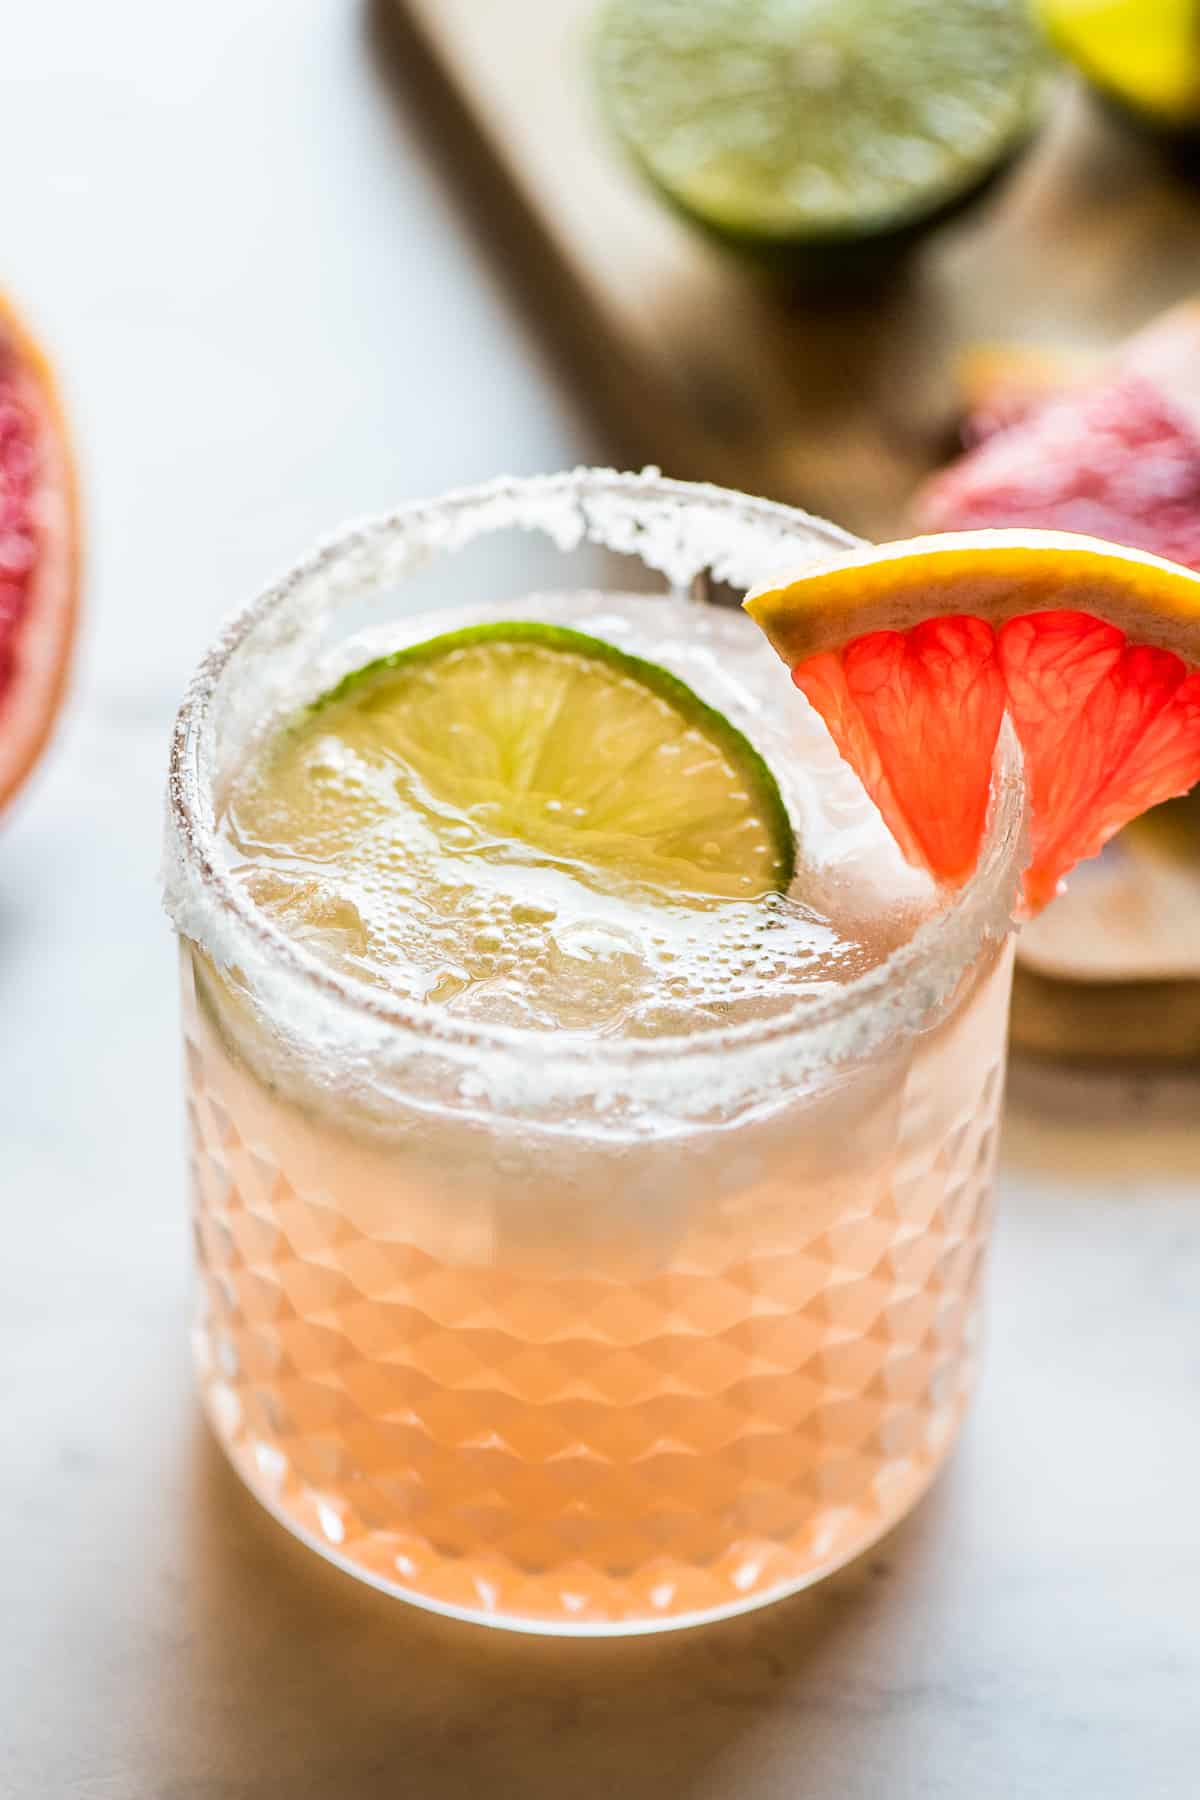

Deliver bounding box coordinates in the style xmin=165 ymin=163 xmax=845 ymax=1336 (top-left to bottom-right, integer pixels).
xmin=592 ymin=0 xmax=1050 ymax=273
xmin=307 ymin=621 xmax=795 ymax=900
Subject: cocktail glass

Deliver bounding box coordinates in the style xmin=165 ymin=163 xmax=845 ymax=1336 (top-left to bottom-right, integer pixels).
xmin=164 ymin=470 xmax=1024 ymax=1634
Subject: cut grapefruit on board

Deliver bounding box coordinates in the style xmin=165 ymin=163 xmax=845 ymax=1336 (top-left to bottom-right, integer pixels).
xmin=745 ymin=531 xmax=1200 ymax=913
xmin=0 ymin=290 xmax=79 ymax=816
xmin=916 ymin=301 xmax=1200 ymax=570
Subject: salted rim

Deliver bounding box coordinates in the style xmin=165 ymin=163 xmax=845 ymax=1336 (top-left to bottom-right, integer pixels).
xmin=165 ymin=468 xmax=1025 ymax=1077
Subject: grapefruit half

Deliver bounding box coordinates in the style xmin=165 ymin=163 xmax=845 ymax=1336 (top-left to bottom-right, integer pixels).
xmin=745 ymin=531 xmax=1200 ymax=912
xmin=0 ymin=290 xmax=79 ymax=816
xmin=917 ymin=302 xmax=1200 ymax=570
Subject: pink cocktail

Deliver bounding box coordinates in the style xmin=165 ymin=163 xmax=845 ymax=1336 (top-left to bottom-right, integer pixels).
xmin=165 ymin=472 xmax=1023 ymax=1633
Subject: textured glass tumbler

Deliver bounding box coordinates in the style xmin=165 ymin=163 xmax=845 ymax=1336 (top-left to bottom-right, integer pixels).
xmin=166 ymin=472 xmax=1023 ymax=1634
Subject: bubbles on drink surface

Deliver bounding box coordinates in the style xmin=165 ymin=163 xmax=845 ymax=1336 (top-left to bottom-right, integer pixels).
xmin=219 ymin=592 xmax=936 ymax=1036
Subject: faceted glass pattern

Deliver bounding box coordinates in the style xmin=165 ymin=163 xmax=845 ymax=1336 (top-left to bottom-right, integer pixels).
xmin=186 ymin=989 xmax=1004 ymax=1633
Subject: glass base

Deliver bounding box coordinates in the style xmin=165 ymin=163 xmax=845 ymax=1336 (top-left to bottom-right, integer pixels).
xmin=202 ymin=1384 xmax=969 ymax=1635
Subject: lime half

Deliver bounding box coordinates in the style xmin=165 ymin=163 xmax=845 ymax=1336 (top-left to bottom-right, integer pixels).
xmin=308 ymin=622 xmax=795 ymax=900
xmin=592 ymin=0 xmax=1050 ymax=269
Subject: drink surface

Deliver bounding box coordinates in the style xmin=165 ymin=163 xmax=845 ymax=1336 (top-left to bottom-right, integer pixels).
xmin=217 ymin=590 xmax=936 ymax=1038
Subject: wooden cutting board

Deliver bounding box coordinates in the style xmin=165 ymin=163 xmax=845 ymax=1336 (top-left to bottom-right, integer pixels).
xmin=389 ymin=0 xmax=1200 ymax=541
xmin=382 ymin=0 xmax=1200 ymax=1054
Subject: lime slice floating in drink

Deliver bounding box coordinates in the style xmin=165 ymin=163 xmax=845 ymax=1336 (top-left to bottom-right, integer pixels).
xmin=592 ymin=0 xmax=1051 ymax=279
xmin=304 ymin=621 xmax=795 ymax=900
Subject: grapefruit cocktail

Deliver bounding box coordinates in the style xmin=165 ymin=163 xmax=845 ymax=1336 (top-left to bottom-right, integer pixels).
xmin=165 ymin=471 xmax=1200 ymax=1633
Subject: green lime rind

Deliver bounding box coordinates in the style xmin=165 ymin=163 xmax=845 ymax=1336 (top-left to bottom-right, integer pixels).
xmin=591 ymin=0 xmax=1051 ymax=267
xmin=624 ymin=147 xmax=1034 ymax=286
xmin=309 ymin=620 xmax=796 ymax=898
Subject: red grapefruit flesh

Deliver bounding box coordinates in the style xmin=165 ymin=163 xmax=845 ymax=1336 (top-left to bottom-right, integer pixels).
xmin=746 ymin=532 xmax=1200 ymax=912
xmin=794 ymin=616 xmax=1006 ymax=887
xmin=919 ymin=302 xmax=1200 ymax=569
xmin=921 ymin=375 xmax=1200 ymax=569
xmin=0 ymin=291 xmax=79 ymax=816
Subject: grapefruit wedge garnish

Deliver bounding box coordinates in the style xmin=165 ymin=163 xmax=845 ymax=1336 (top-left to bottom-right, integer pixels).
xmin=0 ymin=291 xmax=79 ymax=817
xmin=745 ymin=530 xmax=1200 ymax=912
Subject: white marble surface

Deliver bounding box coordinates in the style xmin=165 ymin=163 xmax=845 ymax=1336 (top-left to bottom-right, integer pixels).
xmin=2 ymin=5 xmax=1199 ymax=1796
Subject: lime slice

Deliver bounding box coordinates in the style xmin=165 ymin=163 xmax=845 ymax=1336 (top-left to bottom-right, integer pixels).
xmin=592 ymin=0 xmax=1050 ymax=267
xmin=1036 ymin=0 xmax=1200 ymax=129
xmin=307 ymin=622 xmax=795 ymax=900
